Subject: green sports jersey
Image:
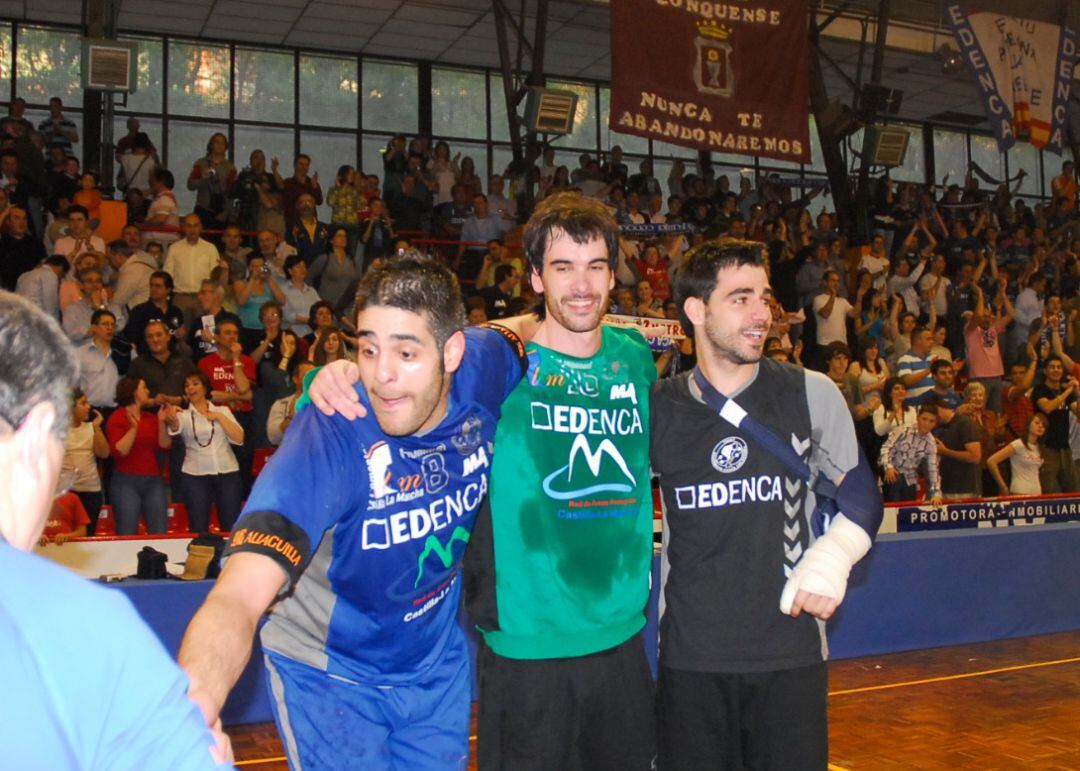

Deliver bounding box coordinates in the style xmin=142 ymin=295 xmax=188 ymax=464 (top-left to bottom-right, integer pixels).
xmin=465 ymin=325 xmax=656 ymax=659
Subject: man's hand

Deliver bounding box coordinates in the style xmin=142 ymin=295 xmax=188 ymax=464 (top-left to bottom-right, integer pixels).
xmin=779 ymin=514 xmax=871 ymax=620
xmin=883 ymin=467 xmax=898 ymax=484
xmin=229 ymin=342 xmax=243 ymax=359
xmin=209 ymin=718 xmax=233 ymax=766
xmin=929 ymin=495 xmax=943 ymax=506
xmin=786 ymin=590 xmax=839 ymax=620
xmin=309 ymin=359 xmax=367 ymax=419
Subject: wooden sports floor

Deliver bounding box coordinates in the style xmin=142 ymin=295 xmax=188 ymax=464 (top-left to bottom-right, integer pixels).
xmin=229 ymin=630 xmax=1080 ymax=770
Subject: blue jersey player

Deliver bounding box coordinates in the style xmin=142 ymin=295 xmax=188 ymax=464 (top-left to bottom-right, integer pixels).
xmin=179 ymin=256 xmax=527 ymax=769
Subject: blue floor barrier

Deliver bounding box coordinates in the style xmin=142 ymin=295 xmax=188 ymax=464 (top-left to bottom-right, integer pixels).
xmin=110 ymin=522 xmax=1080 ymax=726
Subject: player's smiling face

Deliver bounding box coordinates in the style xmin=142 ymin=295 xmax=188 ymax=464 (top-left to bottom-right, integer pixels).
xmin=691 ymin=263 xmax=772 ymax=366
xmin=532 ymin=230 xmax=614 ymax=335
xmin=356 ymin=305 xmax=462 ymax=436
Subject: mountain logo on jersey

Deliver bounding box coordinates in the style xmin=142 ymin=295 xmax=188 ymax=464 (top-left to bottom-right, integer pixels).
xmin=542 ymin=434 xmax=637 ymax=500
xmin=414 ymin=526 xmax=470 ymax=587
xmin=365 ymin=441 xmax=394 ymax=498
xmin=711 ymin=437 xmax=748 ymax=473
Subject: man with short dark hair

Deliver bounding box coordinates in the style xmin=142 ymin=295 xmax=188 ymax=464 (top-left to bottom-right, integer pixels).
xmin=795 ymin=241 xmax=831 ymax=312
xmin=465 ymin=193 xmax=657 ymax=770
xmin=929 ymin=359 xmax=962 ymax=409
xmin=825 ymin=341 xmax=880 ymax=421
xmin=186 ymin=279 xmax=242 ymax=362
xmin=286 ymin=192 xmax=330 ymax=266
xmin=146 ymin=168 xmax=180 ymax=235
xmin=965 ymin=280 xmax=1012 ymax=412
xmin=164 ymin=213 xmax=223 ymax=328
xmin=653 ymin=239 xmax=880 ymax=769
xmin=0 ymin=205 xmax=45 ymax=290
xmin=926 ymin=393 xmax=982 ymax=500
xmin=219 ymin=224 xmax=251 ymax=283
xmin=0 ymin=96 xmax=34 ymax=136
xmin=432 ymin=183 xmax=473 ymax=246
xmin=281 ymin=153 xmax=322 ymax=232
xmin=1032 ymin=355 xmax=1080 ymax=493
xmin=75 ymin=308 xmax=130 ymax=414
xmin=458 ymin=194 xmax=508 ymax=282
xmin=110 ymin=238 xmax=158 ymax=310
xmin=129 ymin=318 xmax=198 ymax=407
xmin=37 ymin=96 xmax=79 ymax=157
xmin=115 ymin=115 xmax=158 ymax=160
xmin=129 ymin=318 xmax=198 ymax=499
xmin=486 ymin=173 xmax=517 ymax=221
xmin=0 ymin=290 xmax=229 ymax=769
xmin=1051 ymin=160 xmax=1076 ymax=212
xmin=475 ymin=238 xmax=524 ymax=297
xmin=306 ymin=195 xmax=660 ymax=770
xmin=126 ymin=270 xmax=187 ymax=356
xmin=812 ymin=269 xmax=856 ymax=356
xmin=62 ymin=266 xmax=126 ymax=345
xmin=178 ymin=257 xmax=529 ymax=769
xmin=478 ymin=263 xmax=518 ymax=320
xmin=53 ymin=204 xmax=105 ymax=264
xmin=15 ymin=254 xmax=67 ymax=319
xmin=896 ymin=326 xmax=937 ymax=404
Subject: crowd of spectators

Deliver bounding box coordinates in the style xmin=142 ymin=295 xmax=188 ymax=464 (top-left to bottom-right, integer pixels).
xmin=3 ymin=96 xmax=1079 ymax=536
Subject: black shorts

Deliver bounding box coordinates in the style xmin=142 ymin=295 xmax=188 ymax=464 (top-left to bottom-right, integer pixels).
xmin=658 ymin=662 xmax=827 ymax=771
xmin=477 ymin=633 xmax=656 ymax=771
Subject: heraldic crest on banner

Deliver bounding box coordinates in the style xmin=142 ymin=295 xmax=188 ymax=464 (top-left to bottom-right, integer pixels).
xmin=694 ymin=21 xmax=734 ymax=97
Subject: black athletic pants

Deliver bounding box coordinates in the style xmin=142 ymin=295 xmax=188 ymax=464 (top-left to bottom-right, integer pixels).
xmin=476 ymin=633 xmax=656 ymax=771
xmin=658 ymin=662 xmax=828 ymax=771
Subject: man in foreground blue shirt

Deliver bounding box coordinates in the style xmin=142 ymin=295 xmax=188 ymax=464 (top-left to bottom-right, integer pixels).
xmin=179 ymin=255 xmax=527 ymax=770
xmin=0 ymin=291 xmax=228 ymax=770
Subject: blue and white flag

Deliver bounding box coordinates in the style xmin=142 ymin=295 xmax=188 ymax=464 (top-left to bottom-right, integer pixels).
xmin=942 ymin=3 xmax=1078 ymax=153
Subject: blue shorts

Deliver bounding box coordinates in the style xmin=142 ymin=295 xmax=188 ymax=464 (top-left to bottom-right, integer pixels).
xmin=264 ymin=643 xmax=470 ymax=770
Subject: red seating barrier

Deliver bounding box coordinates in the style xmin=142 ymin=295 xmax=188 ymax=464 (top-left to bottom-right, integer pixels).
xmin=167 ymin=503 xmax=190 ymax=534
xmin=95 ymin=505 xmax=116 ymax=536
xmin=252 ymin=448 xmax=275 ymax=477
xmin=94 ymin=504 xmax=149 ymax=536
xmin=209 ymin=506 xmax=224 ymax=534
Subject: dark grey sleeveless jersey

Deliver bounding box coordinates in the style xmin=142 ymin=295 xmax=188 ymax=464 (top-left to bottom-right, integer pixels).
xmin=651 ymin=359 xmax=860 ymax=673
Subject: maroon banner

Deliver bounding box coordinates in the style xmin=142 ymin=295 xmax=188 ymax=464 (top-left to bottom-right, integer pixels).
xmin=610 ymin=0 xmax=810 ymax=164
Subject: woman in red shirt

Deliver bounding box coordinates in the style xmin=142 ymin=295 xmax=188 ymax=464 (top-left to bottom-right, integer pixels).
xmin=106 ymin=377 xmax=171 ymax=534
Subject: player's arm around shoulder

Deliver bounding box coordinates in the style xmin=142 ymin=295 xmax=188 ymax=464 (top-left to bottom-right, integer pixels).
xmin=179 ymin=551 xmax=288 ymax=731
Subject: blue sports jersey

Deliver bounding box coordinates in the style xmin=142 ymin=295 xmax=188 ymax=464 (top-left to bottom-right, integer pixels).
xmin=0 ymin=541 xmax=223 ymax=771
xmin=226 ymin=325 xmax=524 ymax=685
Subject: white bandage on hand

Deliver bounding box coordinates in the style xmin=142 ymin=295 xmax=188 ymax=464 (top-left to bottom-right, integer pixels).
xmin=779 ymin=514 xmax=872 ymax=615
